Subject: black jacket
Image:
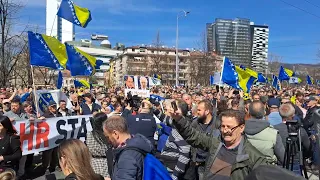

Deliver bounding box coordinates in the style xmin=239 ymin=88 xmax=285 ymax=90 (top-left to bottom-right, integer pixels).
xmin=0 ymin=134 xmax=22 ymax=170
xmin=43 ymin=111 xmax=63 ymax=118
xmin=303 ymin=106 xmax=320 ymax=132
xmin=123 ymin=109 xmax=157 ymax=146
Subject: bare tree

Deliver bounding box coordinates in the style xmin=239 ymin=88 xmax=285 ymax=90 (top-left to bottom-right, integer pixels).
xmin=34 ymin=67 xmax=56 ymax=87
xmin=191 ymin=31 xmax=216 ymax=86
xmin=0 ymin=0 xmax=27 ymax=87
xmin=268 ymin=53 xmax=283 ymax=77
xmin=149 ymin=31 xmax=165 ymax=76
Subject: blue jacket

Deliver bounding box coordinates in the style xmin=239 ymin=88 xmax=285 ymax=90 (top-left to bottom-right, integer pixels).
xmin=112 ymin=134 xmax=153 ymax=180
xmin=123 ymin=109 xmax=157 ymax=146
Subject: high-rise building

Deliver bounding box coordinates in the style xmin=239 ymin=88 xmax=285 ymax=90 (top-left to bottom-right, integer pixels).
xmin=207 ymin=18 xmax=252 ymax=67
xmin=250 ymin=25 xmax=269 ymax=73
xmin=46 ymin=0 xmax=74 ymax=43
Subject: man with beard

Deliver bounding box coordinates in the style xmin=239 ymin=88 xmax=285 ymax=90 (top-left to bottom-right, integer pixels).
xmin=190 ymin=100 xmax=219 ymax=180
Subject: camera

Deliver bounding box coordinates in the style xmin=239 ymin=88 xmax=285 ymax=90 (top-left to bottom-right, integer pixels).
xmin=286 ymin=120 xmax=299 ymax=136
xmin=125 ymin=91 xmax=142 ymax=111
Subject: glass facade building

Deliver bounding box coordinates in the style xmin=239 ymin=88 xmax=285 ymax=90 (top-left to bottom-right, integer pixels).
xmin=207 ymin=18 xmax=252 ymax=67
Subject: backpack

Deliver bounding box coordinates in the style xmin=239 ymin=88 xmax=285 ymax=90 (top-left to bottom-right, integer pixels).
xmin=157 ymin=123 xmax=172 ymax=152
xmin=119 ymin=147 xmax=172 ymax=180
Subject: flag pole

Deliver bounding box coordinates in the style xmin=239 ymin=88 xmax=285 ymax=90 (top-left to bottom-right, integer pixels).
xmin=31 ymin=65 xmax=40 ymax=116
xmin=219 ymin=57 xmax=226 ymax=87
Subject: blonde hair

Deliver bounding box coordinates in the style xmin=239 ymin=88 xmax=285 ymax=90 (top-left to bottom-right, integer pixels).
xmin=58 ymin=139 xmax=100 ymax=180
xmin=0 ymin=169 xmax=16 ymax=180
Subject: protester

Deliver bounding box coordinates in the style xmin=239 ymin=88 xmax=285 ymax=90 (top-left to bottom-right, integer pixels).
xmin=103 ymin=115 xmax=153 ymax=180
xmin=80 ymin=93 xmax=101 ymax=115
xmin=0 ymin=169 xmax=16 ymax=180
xmin=42 ymin=101 xmax=62 ymax=174
xmin=245 ymin=101 xmax=285 ymax=164
xmin=86 ymin=113 xmax=110 ymax=178
xmin=303 ymin=96 xmax=319 ymax=134
xmin=267 ymin=98 xmax=283 ymax=126
xmin=108 ymin=103 xmax=122 ymax=116
xmin=58 ymin=100 xmax=73 ymax=116
xmin=0 ymin=116 xmax=22 ymax=173
xmin=58 ymin=139 xmax=104 ymax=180
xmin=275 ymin=103 xmax=311 ymax=151
xmin=153 ymin=100 xmax=192 ymax=180
xmin=170 ymin=108 xmax=269 ymax=180
xmin=4 ymin=98 xmax=26 ymax=122
xmin=122 ymin=100 xmax=157 ymax=146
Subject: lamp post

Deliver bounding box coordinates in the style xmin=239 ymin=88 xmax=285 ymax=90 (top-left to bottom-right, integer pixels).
xmin=175 ymin=10 xmax=190 ymax=87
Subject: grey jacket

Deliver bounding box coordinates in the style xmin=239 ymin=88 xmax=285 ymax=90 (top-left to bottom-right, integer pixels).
xmin=245 ymin=118 xmax=285 ymax=164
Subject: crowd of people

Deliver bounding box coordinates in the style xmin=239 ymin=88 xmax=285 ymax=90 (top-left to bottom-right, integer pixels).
xmin=0 ymin=85 xmax=318 ymax=180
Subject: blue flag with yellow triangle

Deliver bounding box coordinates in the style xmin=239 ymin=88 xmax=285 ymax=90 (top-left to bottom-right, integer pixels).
xmin=65 ymin=43 xmax=102 ymax=76
xmin=57 ymin=0 xmax=92 ymax=28
xmin=28 ymin=31 xmax=67 ymax=70
xmin=74 ymin=79 xmax=92 ymax=89
xmin=235 ymin=66 xmax=256 ymax=93
xmin=221 ymin=57 xmax=240 ymax=90
xmin=307 ymin=75 xmax=314 ymax=85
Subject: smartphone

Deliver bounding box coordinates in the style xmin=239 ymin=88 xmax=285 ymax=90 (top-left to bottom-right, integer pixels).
xmin=171 ymin=101 xmax=178 ymax=111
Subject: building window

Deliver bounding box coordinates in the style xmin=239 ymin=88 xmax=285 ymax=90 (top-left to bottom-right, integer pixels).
xmin=132 ymin=49 xmax=135 ymax=52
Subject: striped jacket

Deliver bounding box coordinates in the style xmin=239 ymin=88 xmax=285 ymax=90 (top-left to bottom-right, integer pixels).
xmin=155 ymin=110 xmax=191 ymax=180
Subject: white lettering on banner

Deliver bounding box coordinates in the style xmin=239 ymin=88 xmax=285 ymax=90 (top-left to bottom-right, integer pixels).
xmin=13 ymin=115 xmax=93 ymax=155
xmin=124 ymin=89 xmax=150 ymax=98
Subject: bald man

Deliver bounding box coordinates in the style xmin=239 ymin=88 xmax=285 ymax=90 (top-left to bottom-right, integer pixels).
xmin=139 ymin=76 xmax=148 ymax=90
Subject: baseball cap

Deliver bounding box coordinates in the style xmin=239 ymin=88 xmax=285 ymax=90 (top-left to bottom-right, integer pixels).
xmin=308 ymin=96 xmax=317 ymax=101
xmin=268 ymin=98 xmax=280 ymax=108
xmin=48 ymin=101 xmax=57 ymax=106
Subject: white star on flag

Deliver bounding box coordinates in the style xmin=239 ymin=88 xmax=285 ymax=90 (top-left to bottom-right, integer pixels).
xmin=44 ymin=44 xmax=48 ymax=49
xmin=87 ymin=66 xmax=92 ymax=71
xmin=53 ymin=59 xmax=57 ymax=63
xmin=36 ymin=34 xmax=40 ymax=39
xmin=47 ymin=50 xmax=50 ymax=53
xmin=40 ymin=40 xmax=44 ymax=44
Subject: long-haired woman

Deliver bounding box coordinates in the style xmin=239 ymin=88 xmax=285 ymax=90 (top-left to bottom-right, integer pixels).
xmin=58 ymin=139 xmax=104 ymax=180
xmin=86 ymin=112 xmax=111 ymax=178
xmin=0 ymin=116 xmax=22 ymax=172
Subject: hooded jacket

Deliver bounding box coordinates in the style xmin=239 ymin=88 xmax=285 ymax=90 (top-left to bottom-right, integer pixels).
xmin=112 ymin=134 xmax=153 ymax=180
xmin=245 ymin=119 xmax=285 ymax=164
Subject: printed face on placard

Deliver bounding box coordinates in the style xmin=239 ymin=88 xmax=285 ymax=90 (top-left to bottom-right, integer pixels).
xmin=124 ymin=76 xmax=135 ymax=89
xmin=138 ymin=76 xmax=149 ymax=90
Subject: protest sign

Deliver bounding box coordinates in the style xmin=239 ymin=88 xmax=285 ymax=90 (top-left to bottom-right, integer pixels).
xmin=124 ymin=89 xmax=150 ymax=98
xmin=14 ymin=115 xmax=92 ymax=155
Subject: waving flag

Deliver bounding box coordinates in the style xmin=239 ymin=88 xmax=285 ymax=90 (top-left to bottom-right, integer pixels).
xmin=65 ymin=43 xmax=102 ymax=76
xmin=235 ymin=66 xmax=256 ymax=93
xmin=28 ymin=31 xmax=67 ymax=69
xmin=279 ymin=66 xmax=294 ymax=81
xmin=57 ymin=0 xmax=92 ymax=28
xmin=74 ymin=79 xmax=91 ymax=89
xmin=257 ymin=73 xmax=267 ymax=83
xmin=210 ymin=75 xmax=214 ymax=85
xmin=272 ymin=75 xmax=281 ymax=91
xmin=56 ymin=71 xmax=63 ymax=89
xmin=153 ymin=74 xmax=162 ymax=80
xmin=307 ymin=75 xmax=314 ymax=85
xmin=150 ymin=94 xmax=165 ymax=102
xmin=221 ymin=57 xmax=240 ymax=89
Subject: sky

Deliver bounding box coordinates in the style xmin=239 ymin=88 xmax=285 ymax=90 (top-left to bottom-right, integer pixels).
xmin=16 ymin=0 xmax=320 ymax=64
